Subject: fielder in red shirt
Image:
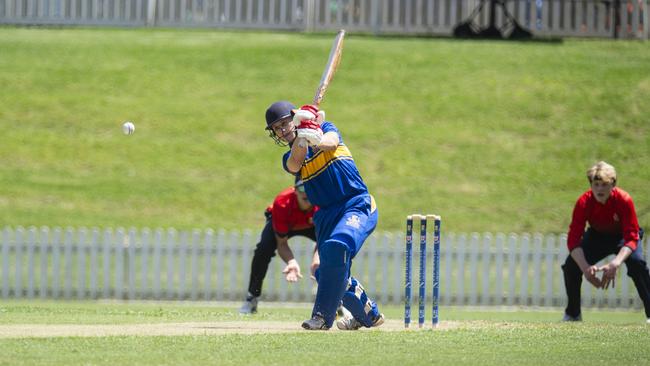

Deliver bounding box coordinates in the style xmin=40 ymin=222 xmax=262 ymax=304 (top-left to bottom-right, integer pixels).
xmin=562 ymin=161 xmax=649 ymax=323
xmin=239 ymin=179 xmax=319 ymax=314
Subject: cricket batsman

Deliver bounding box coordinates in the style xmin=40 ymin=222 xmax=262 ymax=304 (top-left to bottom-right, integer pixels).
xmin=264 ymin=101 xmax=385 ymax=330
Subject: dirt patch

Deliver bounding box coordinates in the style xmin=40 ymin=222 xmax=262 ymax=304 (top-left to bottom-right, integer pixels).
xmin=0 ymin=319 xmax=463 ymax=338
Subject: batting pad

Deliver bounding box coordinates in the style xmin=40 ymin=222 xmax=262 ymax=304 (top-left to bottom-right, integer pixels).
xmin=341 ymin=277 xmax=380 ymax=327
xmin=312 ymin=240 xmax=350 ymax=327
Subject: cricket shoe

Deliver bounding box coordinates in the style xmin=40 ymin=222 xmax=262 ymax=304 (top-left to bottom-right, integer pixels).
xmin=646 ymin=318 xmax=650 ymax=325
xmin=561 ymin=313 xmax=582 ymax=322
xmin=301 ymin=315 xmax=330 ymax=330
xmin=239 ymin=295 xmax=258 ymax=314
xmin=336 ymin=312 xmax=385 ymax=331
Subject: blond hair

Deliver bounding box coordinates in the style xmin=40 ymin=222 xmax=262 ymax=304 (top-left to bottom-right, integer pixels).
xmin=587 ymin=161 xmax=617 ymax=185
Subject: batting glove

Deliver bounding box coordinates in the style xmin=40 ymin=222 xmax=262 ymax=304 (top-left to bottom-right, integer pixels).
xmin=292 ymin=105 xmax=325 ymax=127
xmin=297 ymin=127 xmax=323 ymax=147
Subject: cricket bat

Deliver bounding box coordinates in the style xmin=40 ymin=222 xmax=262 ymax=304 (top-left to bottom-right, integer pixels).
xmin=312 ymin=29 xmax=346 ymax=108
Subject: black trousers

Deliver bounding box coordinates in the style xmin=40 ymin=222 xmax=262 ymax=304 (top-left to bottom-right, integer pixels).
xmin=562 ymin=228 xmax=650 ymax=317
xmin=247 ymin=213 xmax=317 ymax=297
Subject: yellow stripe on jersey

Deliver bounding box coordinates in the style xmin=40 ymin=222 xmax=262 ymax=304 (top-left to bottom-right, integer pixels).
xmin=301 ymin=145 xmax=353 ymax=181
xmin=370 ymin=194 xmax=377 ymax=213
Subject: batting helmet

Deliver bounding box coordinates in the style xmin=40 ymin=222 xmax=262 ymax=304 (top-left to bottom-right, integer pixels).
xmin=265 ymin=101 xmax=295 ymax=129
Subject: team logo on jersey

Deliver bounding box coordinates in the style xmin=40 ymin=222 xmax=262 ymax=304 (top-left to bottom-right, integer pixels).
xmin=346 ymin=215 xmax=361 ymax=229
xmin=613 ymin=213 xmax=619 ymax=222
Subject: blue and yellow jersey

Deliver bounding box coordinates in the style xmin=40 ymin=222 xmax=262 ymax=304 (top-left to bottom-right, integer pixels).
xmin=283 ymin=121 xmax=368 ymax=208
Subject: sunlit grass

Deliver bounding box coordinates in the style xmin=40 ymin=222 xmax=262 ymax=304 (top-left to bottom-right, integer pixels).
xmin=1 ymin=28 xmax=649 ymax=233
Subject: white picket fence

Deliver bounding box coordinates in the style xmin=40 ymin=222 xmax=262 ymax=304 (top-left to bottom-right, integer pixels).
xmin=2 ymin=226 xmax=648 ymax=309
xmin=0 ymin=0 xmax=647 ymax=39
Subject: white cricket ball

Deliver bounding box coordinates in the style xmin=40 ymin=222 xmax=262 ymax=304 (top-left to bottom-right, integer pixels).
xmin=122 ymin=121 xmax=135 ymax=135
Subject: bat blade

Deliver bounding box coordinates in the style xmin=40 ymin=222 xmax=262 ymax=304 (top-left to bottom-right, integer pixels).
xmin=313 ymin=29 xmax=346 ymax=108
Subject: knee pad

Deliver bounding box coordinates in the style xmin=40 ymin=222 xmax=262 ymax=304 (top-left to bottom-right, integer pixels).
xmin=331 ymin=231 xmax=360 ymax=259
xmin=319 ymin=239 xmax=350 ymax=268
xmin=311 ymin=239 xmax=350 ymax=326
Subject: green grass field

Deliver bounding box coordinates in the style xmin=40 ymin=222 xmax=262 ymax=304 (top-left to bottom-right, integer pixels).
xmin=1 ymin=301 xmax=649 ymax=366
xmin=1 ymin=28 xmax=649 ymax=234
xmin=2 ymin=26 xmax=649 ymax=365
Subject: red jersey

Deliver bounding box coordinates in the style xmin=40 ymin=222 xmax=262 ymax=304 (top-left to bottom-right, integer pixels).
xmin=266 ymin=186 xmax=318 ymax=237
xmin=567 ymin=187 xmax=640 ymax=251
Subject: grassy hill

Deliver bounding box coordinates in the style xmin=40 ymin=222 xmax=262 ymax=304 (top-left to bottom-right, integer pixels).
xmin=1 ymin=28 xmax=648 ymax=234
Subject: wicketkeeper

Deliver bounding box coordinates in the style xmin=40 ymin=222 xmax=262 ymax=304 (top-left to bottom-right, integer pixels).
xmin=240 ymin=178 xmax=319 ymax=314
